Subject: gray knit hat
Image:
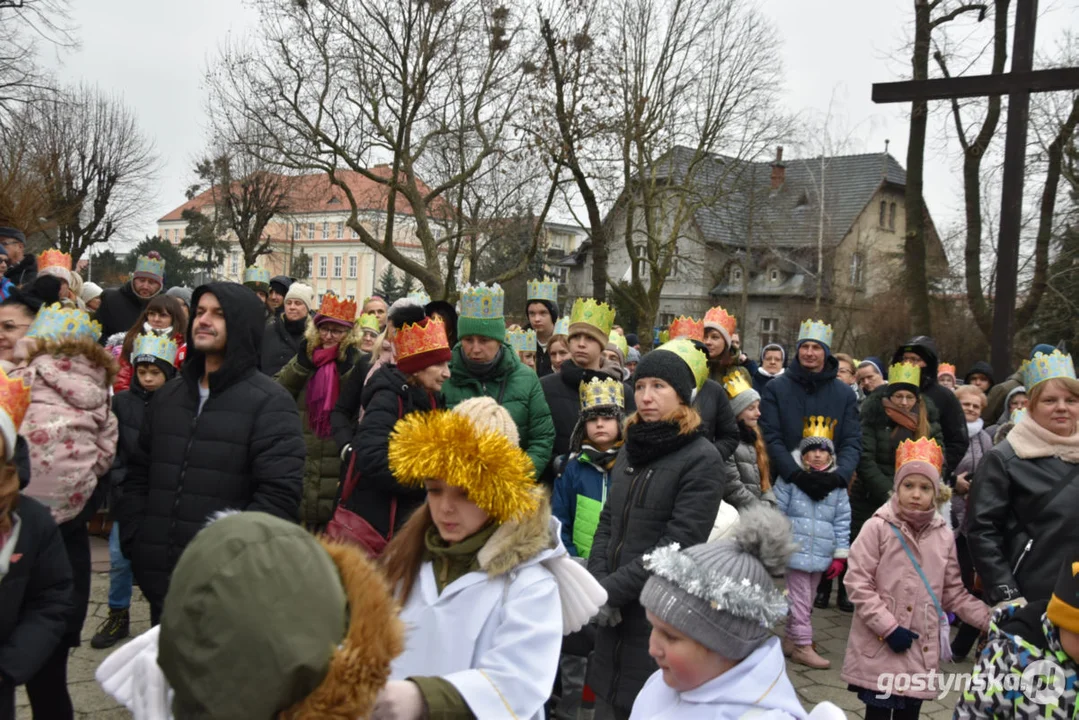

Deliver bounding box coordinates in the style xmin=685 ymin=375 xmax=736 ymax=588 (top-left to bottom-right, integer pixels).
xmin=640 ymin=506 xmax=796 ymax=660
xmin=728 ymin=386 xmax=760 ymax=418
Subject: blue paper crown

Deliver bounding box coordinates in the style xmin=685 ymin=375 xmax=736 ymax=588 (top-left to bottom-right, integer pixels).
xmin=459 ymin=283 xmax=505 ymax=320
xmin=1009 ymin=407 xmax=1028 ymax=425
xmin=554 ymin=317 xmax=569 ymax=336
xmin=798 ymin=319 xmax=834 ymax=348
xmin=527 ymin=278 xmax=559 ymax=304
xmin=243 ymin=266 xmax=271 ymax=286
xmin=407 ymin=289 xmax=431 ymax=306
xmin=26 ymin=303 xmax=102 ymax=343
xmin=508 ymin=328 xmax=537 ymax=353
xmin=1020 ymin=350 xmax=1075 ymax=389
xmin=132 ymin=333 xmax=178 ymax=367
xmin=134 ymin=254 xmax=165 ymax=279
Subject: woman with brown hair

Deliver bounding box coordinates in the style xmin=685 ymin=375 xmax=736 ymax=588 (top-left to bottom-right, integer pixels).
xmin=108 ymin=294 xmax=187 ymax=393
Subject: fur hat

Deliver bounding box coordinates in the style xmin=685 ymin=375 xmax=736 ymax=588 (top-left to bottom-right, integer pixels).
xmin=640 ymin=506 xmax=796 ymax=660
xmin=387 ymin=297 xmax=426 ymax=329
xmin=284 ymin=283 xmax=316 ymax=312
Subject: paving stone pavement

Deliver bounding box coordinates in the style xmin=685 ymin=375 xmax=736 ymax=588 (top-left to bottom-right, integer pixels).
xmin=17 ymin=543 xmax=975 ymax=719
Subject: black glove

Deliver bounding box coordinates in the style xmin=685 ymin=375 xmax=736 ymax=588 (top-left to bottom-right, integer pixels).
xmin=886 ymin=626 xmax=919 ymax=653
xmin=815 ymin=471 xmax=847 ymax=491
xmin=788 ymin=470 xmax=836 ymax=502
xmin=295 ymin=340 xmax=315 ymax=370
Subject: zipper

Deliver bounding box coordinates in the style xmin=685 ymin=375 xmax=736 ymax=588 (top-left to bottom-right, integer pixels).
xmin=611 ymin=467 xmax=641 ymax=570
xmin=633 ymin=469 xmax=656 ymax=508
xmin=1012 ymin=539 xmax=1033 ymax=576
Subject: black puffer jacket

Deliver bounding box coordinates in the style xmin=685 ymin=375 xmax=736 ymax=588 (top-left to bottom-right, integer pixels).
xmin=968 ymin=439 xmax=1079 ymax=605
xmin=96 ymin=281 xmax=150 ymax=343
xmin=117 ymin=282 xmax=305 ymax=604
xmin=340 ymin=365 xmax=442 ymax=537
xmin=328 ymin=352 xmax=374 ymax=452
xmin=260 ymin=314 xmax=308 ymax=377
xmin=587 ymin=418 xmax=724 ymax=711
xmin=541 ymin=360 xmax=635 ymax=463
xmin=692 ymin=378 xmax=740 ymax=461
xmin=891 ymin=337 xmax=968 ymax=478
xmin=106 ymin=378 xmax=154 ymax=507
xmin=4 ymin=254 xmax=37 ymax=286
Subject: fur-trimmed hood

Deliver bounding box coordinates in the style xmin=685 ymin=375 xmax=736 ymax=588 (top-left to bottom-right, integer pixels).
xmin=302 ymin=316 xmax=361 ymax=362
xmin=478 ymin=496 xmax=559 ymax=577
xmin=14 ymin=335 xmax=118 ymax=405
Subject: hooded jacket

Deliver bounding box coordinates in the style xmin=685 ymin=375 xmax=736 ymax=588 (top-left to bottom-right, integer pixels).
xmin=106 ymin=376 xmax=155 ymax=508
xmin=773 ymin=450 xmax=851 ymax=573
xmin=540 ymin=359 xmax=635 ymax=467
xmin=759 ymin=356 xmax=862 ymax=483
xmin=4 ymin=253 xmax=37 ymax=286
xmin=890 ymin=337 xmax=969 ymax=476
xmin=116 ymin=282 xmax=305 ymax=605
xmin=963 ymin=361 xmax=995 ymax=389
xmin=96 ymin=281 xmax=152 ymax=344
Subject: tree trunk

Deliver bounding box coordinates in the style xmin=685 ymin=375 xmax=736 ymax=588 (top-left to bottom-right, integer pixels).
xmin=904 ymin=0 xmax=933 ymax=337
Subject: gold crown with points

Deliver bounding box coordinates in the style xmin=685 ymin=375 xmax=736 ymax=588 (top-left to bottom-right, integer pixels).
xmin=722 ymin=370 xmax=753 ymax=399
xmin=580 ymin=376 xmax=625 ymax=411
xmin=802 ymin=415 xmax=838 ymax=441
xmin=888 ymin=362 xmax=921 ymax=388
xmin=569 ymin=298 xmax=616 ymax=336
xmin=316 ymin=293 xmax=358 ymax=323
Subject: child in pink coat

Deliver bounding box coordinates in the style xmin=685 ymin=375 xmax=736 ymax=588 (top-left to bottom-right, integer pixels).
xmin=841 ymin=438 xmax=990 ymax=720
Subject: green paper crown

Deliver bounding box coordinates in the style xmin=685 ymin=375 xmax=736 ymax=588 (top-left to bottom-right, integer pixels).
xmin=1020 ymin=350 xmax=1075 ymax=389
xmin=656 ymin=338 xmax=708 ymax=391
xmin=608 ymin=331 xmax=628 ymax=356
xmin=358 ymin=314 xmax=381 ymax=333
xmin=569 ymin=298 xmax=615 ymax=336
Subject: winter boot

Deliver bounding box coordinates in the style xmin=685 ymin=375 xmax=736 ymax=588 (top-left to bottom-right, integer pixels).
xmin=813 ymin=576 xmax=831 ymax=609
xmin=790 ymin=643 xmax=831 ymax=670
xmin=836 ymin=568 xmax=854 ymax=612
xmin=91 ymin=607 xmax=130 ymax=649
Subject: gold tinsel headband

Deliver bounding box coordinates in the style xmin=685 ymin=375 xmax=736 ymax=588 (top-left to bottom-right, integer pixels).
xmin=388 ymin=410 xmax=540 ymax=523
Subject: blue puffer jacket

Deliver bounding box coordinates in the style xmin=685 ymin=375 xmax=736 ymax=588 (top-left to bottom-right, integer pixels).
xmin=552 ymin=447 xmax=617 ymax=557
xmin=772 ymin=455 xmax=852 ymax=572
xmin=760 ymin=355 xmax=862 ymax=483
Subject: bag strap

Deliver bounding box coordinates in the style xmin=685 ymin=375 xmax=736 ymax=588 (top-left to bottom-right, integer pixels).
xmin=340 ymin=395 xmax=407 ymax=506
xmin=1012 ymin=462 xmax=1079 ymax=537
xmin=889 ymin=524 xmax=946 ymax=620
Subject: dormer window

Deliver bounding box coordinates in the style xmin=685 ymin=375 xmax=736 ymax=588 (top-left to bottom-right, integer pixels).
xmin=769 ymin=268 xmax=779 ymax=283
xmin=731 ymin=266 xmax=743 ymax=284
xmin=796 ymin=191 xmax=809 ymax=207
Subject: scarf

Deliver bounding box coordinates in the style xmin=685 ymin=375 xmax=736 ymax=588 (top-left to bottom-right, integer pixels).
xmin=1007 ymin=415 xmax=1079 ymax=463
xmin=143 ymin=323 xmax=173 ymax=336
xmin=624 ymin=420 xmax=700 ymax=466
xmin=463 ymin=348 xmax=504 ymax=379
xmin=890 ymin=495 xmax=936 ymax=533
xmin=282 ymin=316 xmax=307 ymax=337
xmin=424 ymin=522 xmax=500 ymax=594
xmin=578 ymin=443 xmax=621 ymax=472
xmin=882 ymin=397 xmax=919 ymax=433
xmin=757 ymin=365 xmax=784 ymax=379
xmin=966 ymin=418 xmax=984 ymax=437
xmin=306 ymin=346 xmax=340 ymax=439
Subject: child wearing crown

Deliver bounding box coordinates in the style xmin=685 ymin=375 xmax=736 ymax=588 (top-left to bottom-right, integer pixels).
xmin=772 ymin=417 xmax=852 ymax=670
xmin=842 ymin=438 xmax=989 ymax=720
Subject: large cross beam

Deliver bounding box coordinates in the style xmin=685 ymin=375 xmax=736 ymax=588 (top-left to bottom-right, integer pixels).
xmin=872 ymin=0 xmax=1078 ymax=379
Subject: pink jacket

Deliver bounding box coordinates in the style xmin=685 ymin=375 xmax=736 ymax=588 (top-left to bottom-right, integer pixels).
xmin=14 ymin=338 xmax=119 ymax=524
xmin=840 ymin=499 xmax=990 ymax=700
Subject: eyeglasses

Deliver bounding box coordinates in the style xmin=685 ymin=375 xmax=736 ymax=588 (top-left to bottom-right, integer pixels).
xmin=0 ymin=321 xmax=30 ymax=335
xmin=318 ymin=325 xmax=348 ymax=338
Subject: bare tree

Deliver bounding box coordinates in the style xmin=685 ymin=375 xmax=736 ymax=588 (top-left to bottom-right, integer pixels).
xmin=0 ymin=0 xmax=75 ymax=127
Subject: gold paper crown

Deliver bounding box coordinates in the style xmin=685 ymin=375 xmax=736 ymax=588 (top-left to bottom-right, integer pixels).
xmin=722 ymin=370 xmax=753 ymax=399
xmin=317 ymin=293 xmax=358 ymax=323
xmin=608 ymin=331 xmax=628 ymax=357
xmin=656 ymin=338 xmax=709 ymax=391
xmin=668 ymin=316 xmax=704 ymax=342
xmin=569 ymin=298 xmax=616 ymax=336
xmin=0 ymin=365 xmax=31 ymax=431
xmin=895 ymin=437 xmax=944 ymax=474
xmin=580 ymin=376 xmax=625 ymax=411
xmin=938 ymin=363 xmax=957 ymax=377
xmin=38 ymin=248 xmax=72 ymax=273
xmin=358 ymin=314 xmax=381 ymax=333
xmin=802 ymin=416 xmax=837 ymax=441
xmin=888 ymin=362 xmax=921 ymax=388
xmin=703 ymin=306 xmax=737 ymax=337
xmin=394 ymin=317 xmax=450 ymax=361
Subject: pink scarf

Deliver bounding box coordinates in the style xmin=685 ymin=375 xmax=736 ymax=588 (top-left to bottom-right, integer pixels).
xmin=306 ymin=346 xmax=340 ymax=439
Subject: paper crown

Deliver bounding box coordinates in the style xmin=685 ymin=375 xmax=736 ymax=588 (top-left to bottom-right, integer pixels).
xmin=26 ymin=303 xmax=102 ymax=343
xmin=460 ymin=283 xmax=505 ymax=320
xmin=243 ymin=266 xmax=271 ymax=286
xmin=316 ymin=293 xmax=358 ymax=323
xmin=132 ymin=333 xmax=179 ymax=367
xmin=1009 ymin=407 xmax=1028 ymax=425
xmin=0 ymin=365 xmax=31 ymax=432
xmin=888 ymin=362 xmax=921 ymax=388
xmin=553 ymin=317 xmax=569 ymax=336
xmin=895 ymin=437 xmax=944 ymax=475
xmin=407 ymin=289 xmax=431 ymax=306
xmin=394 ymin=317 xmax=450 ymax=362
xmin=938 ymin=363 xmax=957 ymax=378
xmin=38 ymin=249 xmax=72 ymax=273
xmin=656 ymin=338 xmax=709 ymax=391
xmin=1020 ymin=350 xmax=1076 ymax=389
xmin=527 ymin=278 xmax=559 ymax=304
xmin=580 ymin=376 xmax=625 ymax=411
xmin=668 ymin=316 xmax=704 ymax=342
xmin=722 ymin=370 xmax=753 ymax=399
xmin=508 ymin=328 xmax=537 ymax=353
xmin=608 ymin=331 xmax=628 ymax=357
xmin=798 ymin=319 xmax=834 ymax=348
xmin=134 ymin=252 xmax=165 ymax=280
xmin=569 ymin=298 xmax=615 ymax=335
xmin=704 ymin=306 xmax=737 ymax=337
xmin=358 ymin=314 xmax=381 ymax=334
xmin=802 ymin=416 xmax=838 ymax=441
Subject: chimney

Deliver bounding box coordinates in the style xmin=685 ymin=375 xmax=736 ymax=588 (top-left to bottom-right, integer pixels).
xmin=770 ymin=146 xmax=785 ymax=190
xmin=881 ymin=139 xmax=890 ymax=180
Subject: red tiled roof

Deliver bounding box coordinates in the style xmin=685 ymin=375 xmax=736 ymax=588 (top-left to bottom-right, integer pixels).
xmin=157 ymin=166 xmax=445 ymax=223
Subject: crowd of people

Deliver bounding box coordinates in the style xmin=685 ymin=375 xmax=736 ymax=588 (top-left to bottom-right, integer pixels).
xmin=0 ymin=226 xmax=1076 ymax=720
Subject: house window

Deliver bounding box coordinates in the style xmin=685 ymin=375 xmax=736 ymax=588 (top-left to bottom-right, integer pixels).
xmin=333 ymin=255 xmax=342 ymax=278
xmin=549 ymin=266 xmax=568 ymax=284
xmin=769 ymin=268 xmax=779 ymax=283
xmin=318 ymin=255 xmax=327 ymax=278
xmin=322 ymin=221 xmax=330 ymax=239
xmin=850 ymin=252 xmax=864 ymax=287
xmin=888 ymin=202 xmax=897 ymax=231
xmin=307 ymin=223 xmax=315 ymax=240
xmin=348 ymin=255 xmax=357 ymax=279
xmin=731 ymin=265 xmax=743 ymax=284
xmin=658 ymin=312 xmax=676 ymax=329
xmin=351 ymin=225 xmax=358 ymax=239
xmin=760 ymin=317 xmax=780 ymax=347
xmin=292 ymin=224 xmax=300 ymax=240
xmin=879 ymin=200 xmax=887 ymax=227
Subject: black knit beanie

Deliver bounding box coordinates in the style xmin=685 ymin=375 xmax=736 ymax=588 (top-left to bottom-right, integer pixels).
xmin=633 ymin=347 xmax=696 ymax=405
xmin=526 ymin=298 xmax=559 ymax=322
xmin=133 ymin=356 xmax=177 ymax=383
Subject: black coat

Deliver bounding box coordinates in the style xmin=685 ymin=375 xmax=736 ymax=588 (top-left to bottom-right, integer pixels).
xmin=117 ymin=282 xmax=305 ymax=604
xmin=260 ymin=315 xmax=308 ymax=377
xmin=587 ymin=429 xmax=724 ymax=710
xmin=4 ymin=254 xmax=36 ymax=286
xmin=96 ymin=282 xmax=149 ymax=343
xmin=541 ymin=360 xmax=635 ymax=463
xmin=106 ymin=380 xmax=154 ymax=507
xmin=329 ymin=352 xmax=374 ymax=452
xmin=692 ymin=379 xmax=740 ymax=461
xmin=340 ymin=365 xmax=442 ymax=537
xmin=967 ymin=439 xmax=1079 ymax=605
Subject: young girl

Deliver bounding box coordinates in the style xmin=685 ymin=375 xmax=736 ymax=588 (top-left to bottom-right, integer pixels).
xmin=773 ymin=416 xmax=851 ymax=669
xmin=720 ymin=370 xmax=775 ymax=510
xmin=374 ymin=397 xmax=605 ymax=720
xmin=842 ymin=438 xmax=991 ymax=720
xmin=510 ymin=327 xmax=539 ymax=372
xmin=107 ymin=294 xmax=187 ymax=393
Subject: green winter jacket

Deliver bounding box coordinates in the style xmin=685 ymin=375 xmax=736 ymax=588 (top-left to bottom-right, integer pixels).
xmin=442 ymin=344 xmax=555 ymax=476
xmin=276 ymin=338 xmax=362 ymax=528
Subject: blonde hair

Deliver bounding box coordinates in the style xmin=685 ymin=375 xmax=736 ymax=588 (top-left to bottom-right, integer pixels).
xmin=954 ymin=384 xmax=987 ymax=408
xmin=1029 ymin=376 xmax=1079 ymax=406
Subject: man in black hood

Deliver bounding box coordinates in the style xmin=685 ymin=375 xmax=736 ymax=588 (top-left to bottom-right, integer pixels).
xmin=892 ymin=336 xmax=969 ymax=477
xmin=117 ymin=282 xmax=305 ymax=623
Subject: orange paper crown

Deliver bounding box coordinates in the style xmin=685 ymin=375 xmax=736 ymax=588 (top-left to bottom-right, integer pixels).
xmin=669 ymin=316 xmax=704 ymax=341
xmin=394 ymin=317 xmax=450 ymax=362
xmin=316 ymin=293 xmax=358 ymax=323
xmin=894 ymin=437 xmax=944 ymax=474
xmin=704 ymin=306 xmax=737 ymax=337
xmin=938 ymin=363 xmax=957 ymax=377
xmin=38 ymin=248 xmax=72 ymax=272
xmin=0 ymin=366 xmax=31 ymax=431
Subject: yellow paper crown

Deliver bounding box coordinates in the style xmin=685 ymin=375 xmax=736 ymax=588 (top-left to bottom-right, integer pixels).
xmin=895 ymin=437 xmax=944 ymax=474
xmin=569 ymin=298 xmax=616 ymax=336
xmin=580 ymin=376 xmax=625 ymax=411
xmin=802 ymin=416 xmax=837 ymax=441
xmin=888 ymin=362 xmax=921 ymax=388
xmin=316 ymin=293 xmax=358 ymax=323
xmin=668 ymin=316 xmax=704 ymax=342
xmin=656 ymin=338 xmax=709 ymax=391
xmin=608 ymin=331 xmax=628 ymax=357
xmin=0 ymin=365 xmax=31 ymax=432
xmin=722 ymin=370 xmax=753 ymax=399
xmin=38 ymin=248 xmax=72 ymax=273
xmin=358 ymin=314 xmax=381 ymax=333
xmin=394 ymin=317 xmax=450 ymax=361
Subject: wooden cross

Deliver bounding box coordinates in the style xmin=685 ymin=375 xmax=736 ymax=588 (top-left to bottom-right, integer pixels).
xmin=872 ymin=0 xmax=1079 ymax=378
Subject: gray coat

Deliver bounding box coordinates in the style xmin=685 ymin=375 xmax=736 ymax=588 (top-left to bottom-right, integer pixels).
xmin=721 ymin=427 xmax=777 ymax=509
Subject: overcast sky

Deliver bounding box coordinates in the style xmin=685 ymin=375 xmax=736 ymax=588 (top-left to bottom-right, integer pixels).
xmin=41 ymin=0 xmax=1077 ymax=250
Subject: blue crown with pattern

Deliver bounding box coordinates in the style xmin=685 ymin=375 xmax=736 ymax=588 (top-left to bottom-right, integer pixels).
xmin=508 ymin=328 xmax=537 ymax=353
xmin=1009 ymin=407 xmax=1028 ymax=425
xmin=132 ymin=333 xmax=178 ymax=367
xmin=407 ymin=289 xmax=431 ymax=306
xmin=1020 ymin=350 xmax=1076 ymax=389
xmin=459 ymin=283 xmax=505 ymax=320
xmin=798 ymin=319 xmax=834 ymax=348
xmin=527 ymin=277 xmax=559 ymax=304
xmin=243 ymin=266 xmax=271 ymax=286
xmin=133 ymin=253 xmax=166 ymax=280
xmin=554 ymin=317 xmax=569 ymax=336
xmin=26 ymin=303 xmax=102 ymax=343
